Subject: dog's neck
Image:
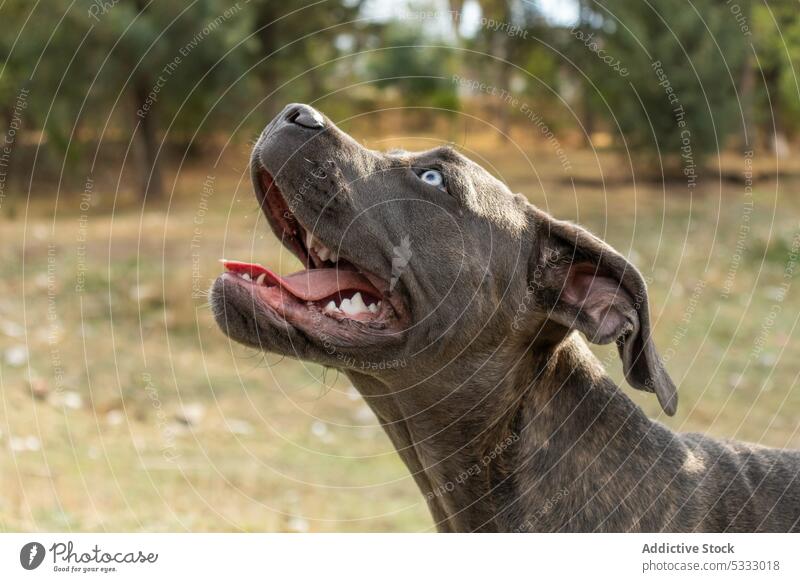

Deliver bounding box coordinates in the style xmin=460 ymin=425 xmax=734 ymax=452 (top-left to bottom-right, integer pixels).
xmin=347 ymin=332 xmax=660 ymax=532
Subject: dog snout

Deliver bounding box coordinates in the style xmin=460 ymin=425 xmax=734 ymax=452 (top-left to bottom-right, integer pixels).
xmin=285 ymin=103 xmax=325 ymax=130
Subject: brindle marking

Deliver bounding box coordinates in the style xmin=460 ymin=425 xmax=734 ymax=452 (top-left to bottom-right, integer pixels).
xmin=212 ymin=104 xmax=800 ymax=532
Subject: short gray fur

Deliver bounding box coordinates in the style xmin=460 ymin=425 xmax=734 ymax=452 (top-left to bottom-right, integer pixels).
xmin=211 ymin=104 xmax=800 ymax=532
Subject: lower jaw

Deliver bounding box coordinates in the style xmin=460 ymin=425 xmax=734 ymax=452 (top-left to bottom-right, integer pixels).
xmin=216 ymin=274 xmax=404 ymax=349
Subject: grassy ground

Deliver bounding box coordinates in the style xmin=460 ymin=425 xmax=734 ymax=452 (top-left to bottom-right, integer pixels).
xmin=2 ymin=134 xmax=800 ymax=531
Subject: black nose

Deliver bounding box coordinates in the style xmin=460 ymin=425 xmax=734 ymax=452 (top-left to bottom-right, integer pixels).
xmin=286 ymin=104 xmax=325 ymax=130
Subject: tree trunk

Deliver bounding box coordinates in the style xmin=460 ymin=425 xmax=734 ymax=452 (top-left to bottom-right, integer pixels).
xmin=133 ymin=78 xmax=164 ymax=201
xmin=763 ymin=69 xmax=790 ymax=159
xmin=739 ymin=52 xmax=755 ymax=152
xmin=738 ymin=0 xmax=756 ymax=153
xmin=448 ymin=0 xmax=465 ymax=39
xmin=497 ymin=59 xmax=512 ymax=141
xmin=583 ymin=99 xmax=595 ymax=147
xmin=130 ymin=0 xmax=163 ymax=201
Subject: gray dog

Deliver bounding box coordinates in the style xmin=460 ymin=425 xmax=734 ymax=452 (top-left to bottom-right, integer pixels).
xmin=211 ymin=104 xmax=800 ymax=532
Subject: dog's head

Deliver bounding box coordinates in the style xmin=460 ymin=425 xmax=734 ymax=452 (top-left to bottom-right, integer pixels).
xmin=211 ymin=104 xmax=676 ymax=415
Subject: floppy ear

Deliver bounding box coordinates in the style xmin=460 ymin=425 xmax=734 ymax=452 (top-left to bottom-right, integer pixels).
xmin=529 ymin=208 xmax=677 ymax=416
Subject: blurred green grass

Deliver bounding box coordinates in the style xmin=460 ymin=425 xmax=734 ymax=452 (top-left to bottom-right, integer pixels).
xmin=2 ymin=138 xmax=800 ymax=532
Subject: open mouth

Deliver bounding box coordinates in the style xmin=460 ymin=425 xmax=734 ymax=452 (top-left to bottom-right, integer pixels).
xmin=219 ymin=168 xmax=404 ymax=333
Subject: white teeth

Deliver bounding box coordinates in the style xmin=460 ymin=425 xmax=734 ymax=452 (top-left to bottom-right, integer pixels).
xmin=323 ymin=296 xmax=380 ymax=317
xmin=241 ymin=273 xmax=251 ymax=281
xmin=350 ymin=292 xmax=367 ymax=313
xmin=256 ymin=273 xmax=266 ymax=286
xmin=303 ymin=227 xmax=338 ymax=263
xmin=341 ymin=293 xmax=370 ymax=315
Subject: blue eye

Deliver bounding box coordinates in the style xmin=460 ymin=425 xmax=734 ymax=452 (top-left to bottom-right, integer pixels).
xmin=419 ymin=169 xmax=445 ymax=190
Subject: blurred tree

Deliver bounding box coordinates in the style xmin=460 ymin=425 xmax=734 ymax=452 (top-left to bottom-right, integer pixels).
xmin=92 ymin=0 xmax=251 ymax=200
xmin=249 ymin=0 xmax=366 ymax=115
xmin=0 ymin=1 xmax=98 ymax=176
xmin=4 ymin=0 xmax=797 ymax=202
xmin=1 ymin=0 xmax=253 ymax=201
xmin=468 ymin=0 xmax=550 ymax=139
xmin=751 ymin=1 xmax=800 ymax=157
xmin=366 ymin=23 xmax=459 ymax=122
xmin=737 ymin=0 xmax=756 ymax=153
xmin=573 ymin=0 xmax=746 ymax=175
xmin=561 ymin=0 xmax=604 ymax=144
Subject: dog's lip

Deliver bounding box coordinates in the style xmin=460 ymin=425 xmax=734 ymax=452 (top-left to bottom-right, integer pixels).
xmin=255 ymin=168 xmax=310 ymax=265
xmin=231 ymin=164 xmax=408 ymax=329
xmin=219 ymin=265 xmax=393 ymax=328
xmin=255 ymin=166 xmax=341 ymax=269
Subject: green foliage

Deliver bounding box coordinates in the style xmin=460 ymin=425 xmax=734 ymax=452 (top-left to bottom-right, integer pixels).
xmin=2 ymin=0 xmax=800 ymax=194
xmin=574 ymin=0 xmax=747 ymax=172
xmin=752 ymin=3 xmax=800 ymax=135
xmin=367 ymin=24 xmax=459 ymax=111
xmin=0 ymin=0 xmax=368 ymax=198
xmin=0 ymin=1 xmax=96 ymax=152
xmin=247 ymin=0 xmax=364 ymax=108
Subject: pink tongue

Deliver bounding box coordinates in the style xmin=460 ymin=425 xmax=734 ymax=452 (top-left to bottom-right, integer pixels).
xmin=221 ymin=260 xmax=380 ymax=301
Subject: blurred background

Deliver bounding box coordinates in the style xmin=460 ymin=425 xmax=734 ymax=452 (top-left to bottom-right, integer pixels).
xmin=1 ymin=0 xmax=800 ymax=531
